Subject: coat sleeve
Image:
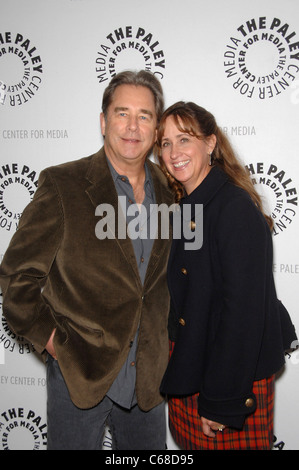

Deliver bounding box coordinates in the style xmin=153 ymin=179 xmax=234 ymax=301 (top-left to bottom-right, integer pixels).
xmin=0 ymin=169 xmax=63 ymax=354
xmin=198 ymin=194 xmax=270 ymax=428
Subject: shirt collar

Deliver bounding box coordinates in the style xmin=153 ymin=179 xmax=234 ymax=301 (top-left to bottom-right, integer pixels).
xmin=106 ymin=156 xmax=154 ymax=196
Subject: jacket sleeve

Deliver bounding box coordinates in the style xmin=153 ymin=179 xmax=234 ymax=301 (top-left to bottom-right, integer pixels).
xmin=0 ymin=169 xmax=63 ymax=354
xmin=198 ymin=195 xmax=270 ymax=428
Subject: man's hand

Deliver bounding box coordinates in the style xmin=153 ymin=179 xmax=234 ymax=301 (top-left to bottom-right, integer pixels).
xmin=45 ymin=328 xmax=57 ymax=359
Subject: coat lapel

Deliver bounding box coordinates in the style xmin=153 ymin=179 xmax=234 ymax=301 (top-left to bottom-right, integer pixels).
xmin=167 ymin=166 xmax=229 ymax=270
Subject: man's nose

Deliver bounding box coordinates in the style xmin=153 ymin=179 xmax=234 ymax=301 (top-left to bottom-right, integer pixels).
xmin=127 ymin=116 xmax=139 ymax=131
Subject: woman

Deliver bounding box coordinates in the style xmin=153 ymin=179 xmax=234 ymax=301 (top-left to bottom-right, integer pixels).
xmin=156 ymin=101 xmax=297 ymax=450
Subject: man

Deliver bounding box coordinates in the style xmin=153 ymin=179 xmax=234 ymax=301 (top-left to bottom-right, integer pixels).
xmin=0 ymin=70 xmax=173 ymax=450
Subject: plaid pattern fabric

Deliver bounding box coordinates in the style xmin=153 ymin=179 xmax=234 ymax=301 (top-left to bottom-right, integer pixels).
xmin=167 ymin=342 xmax=275 ymax=450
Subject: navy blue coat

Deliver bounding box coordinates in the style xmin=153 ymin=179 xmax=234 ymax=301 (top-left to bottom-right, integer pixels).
xmin=160 ymin=166 xmax=297 ymax=428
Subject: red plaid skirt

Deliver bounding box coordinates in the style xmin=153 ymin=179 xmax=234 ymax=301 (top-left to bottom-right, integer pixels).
xmin=167 ymin=343 xmax=275 ymax=450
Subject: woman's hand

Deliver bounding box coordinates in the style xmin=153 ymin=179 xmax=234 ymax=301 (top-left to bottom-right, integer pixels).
xmin=201 ymin=416 xmax=225 ymax=438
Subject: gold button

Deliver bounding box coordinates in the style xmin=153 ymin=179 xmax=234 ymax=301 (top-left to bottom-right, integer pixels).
xmin=245 ymin=398 xmax=254 ymax=408
xmin=190 ymin=221 xmax=196 ymax=231
xmin=181 ymin=267 xmax=188 ymax=275
xmin=179 ymin=318 xmax=186 ymax=326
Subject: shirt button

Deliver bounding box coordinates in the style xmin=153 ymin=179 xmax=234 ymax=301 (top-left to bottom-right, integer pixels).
xmin=130 ymin=361 xmax=136 ymax=367
xmin=245 ymin=398 xmax=254 ymax=408
xmin=141 ymin=257 xmax=144 ymax=263
xmin=181 ymin=267 xmax=188 ymax=275
xmin=179 ymin=318 xmax=186 ymax=326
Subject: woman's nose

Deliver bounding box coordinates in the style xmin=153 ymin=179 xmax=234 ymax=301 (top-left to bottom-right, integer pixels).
xmin=169 ymin=143 xmax=180 ymax=160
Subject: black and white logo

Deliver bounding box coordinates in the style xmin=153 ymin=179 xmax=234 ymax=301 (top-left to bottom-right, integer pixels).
xmin=95 ymin=26 xmax=166 ymax=84
xmin=246 ymin=162 xmax=297 ymax=235
xmin=0 ymin=293 xmax=36 ymax=357
xmin=224 ymin=17 xmax=299 ymax=99
xmin=0 ymin=32 xmax=43 ymax=106
xmin=0 ymin=162 xmax=38 ymax=233
xmin=0 ymin=407 xmax=47 ymax=450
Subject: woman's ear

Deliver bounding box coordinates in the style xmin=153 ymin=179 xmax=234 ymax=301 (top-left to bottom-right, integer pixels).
xmin=207 ymin=134 xmax=217 ymax=153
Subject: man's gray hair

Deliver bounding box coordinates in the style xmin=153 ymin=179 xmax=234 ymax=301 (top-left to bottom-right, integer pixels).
xmin=102 ymin=70 xmax=164 ymax=122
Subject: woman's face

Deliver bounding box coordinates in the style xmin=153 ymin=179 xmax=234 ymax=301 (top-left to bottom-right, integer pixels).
xmin=160 ymin=115 xmax=216 ymax=195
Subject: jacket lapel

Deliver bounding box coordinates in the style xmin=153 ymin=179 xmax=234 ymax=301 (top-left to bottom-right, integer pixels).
xmin=143 ymin=160 xmax=174 ymax=289
xmin=85 ymin=149 xmax=174 ymax=290
xmin=85 ymin=148 xmax=141 ymax=285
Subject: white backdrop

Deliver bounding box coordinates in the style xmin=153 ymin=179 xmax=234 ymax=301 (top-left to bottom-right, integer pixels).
xmin=0 ymin=0 xmax=298 ymax=451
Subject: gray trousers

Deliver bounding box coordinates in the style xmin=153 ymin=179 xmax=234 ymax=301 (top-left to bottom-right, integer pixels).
xmin=46 ymin=356 xmax=166 ymax=450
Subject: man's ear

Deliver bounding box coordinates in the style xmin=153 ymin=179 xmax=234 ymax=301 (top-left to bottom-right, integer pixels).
xmin=100 ymin=112 xmax=106 ymax=137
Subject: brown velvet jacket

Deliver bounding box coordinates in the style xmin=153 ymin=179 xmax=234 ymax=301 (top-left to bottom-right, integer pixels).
xmin=0 ymin=148 xmax=174 ymax=410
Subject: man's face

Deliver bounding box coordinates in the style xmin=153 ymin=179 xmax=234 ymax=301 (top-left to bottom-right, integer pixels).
xmin=100 ymin=84 xmax=157 ymax=169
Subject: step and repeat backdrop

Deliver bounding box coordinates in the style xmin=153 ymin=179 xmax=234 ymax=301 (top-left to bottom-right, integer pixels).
xmin=1 ymin=0 xmax=299 ymax=451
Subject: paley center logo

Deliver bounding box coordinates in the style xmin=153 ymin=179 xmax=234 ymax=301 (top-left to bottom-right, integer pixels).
xmin=0 ymin=407 xmax=47 ymax=450
xmin=0 ymin=32 xmax=43 ymax=106
xmin=0 ymin=292 xmax=36 ymax=357
xmin=95 ymin=26 xmax=166 ymax=83
xmin=0 ymin=162 xmax=38 ymax=233
xmin=247 ymin=162 xmax=297 ymax=235
xmin=224 ymin=16 xmax=299 ymax=99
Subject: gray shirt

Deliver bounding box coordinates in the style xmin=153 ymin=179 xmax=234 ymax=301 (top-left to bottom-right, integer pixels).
xmin=106 ymin=158 xmax=155 ymax=409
